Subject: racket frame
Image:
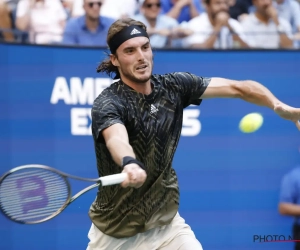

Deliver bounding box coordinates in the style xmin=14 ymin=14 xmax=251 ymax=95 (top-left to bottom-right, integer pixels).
xmin=0 ymin=164 xmax=126 ymax=224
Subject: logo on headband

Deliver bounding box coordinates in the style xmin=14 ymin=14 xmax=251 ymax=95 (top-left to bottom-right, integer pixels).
xmin=109 ymin=25 xmax=149 ymax=54
xmin=130 ymin=28 xmax=141 ymax=35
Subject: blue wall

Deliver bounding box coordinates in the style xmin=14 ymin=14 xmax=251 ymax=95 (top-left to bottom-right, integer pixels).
xmin=0 ymin=43 xmax=300 ymax=250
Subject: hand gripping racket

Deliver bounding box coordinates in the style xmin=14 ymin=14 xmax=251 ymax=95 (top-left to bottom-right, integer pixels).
xmin=0 ymin=164 xmax=127 ymax=224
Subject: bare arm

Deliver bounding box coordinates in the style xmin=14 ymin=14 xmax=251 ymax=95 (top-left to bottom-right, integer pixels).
xmin=0 ymin=2 xmax=14 ymax=41
xmin=279 ymin=202 xmax=300 ymax=216
xmin=275 ymin=20 xmax=294 ymax=48
xmin=16 ymin=12 xmax=31 ymax=31
xmin=166 ymin=0 xmax=197 ymax=20
xmin=15 ymin=0 xmax=36 ymax=31
xmin=202 ymin=78 xmax=278 ymax=107
xmin=266 ymin=6 xmax=293 ymax=48
xmin=188 ymin=1 xmax=200 ymax=19
xmin=102 ymin=123 xmax=146 ymax=188
xmin=102 ymin=123 xmax=135 ymax=166
xmin=201 ymin=78 xmax=300 ymax=129
xmin=166 ymin=1 xmax=185 ymax=20
xmin=278 ymin=30 xmax=294 ymax=48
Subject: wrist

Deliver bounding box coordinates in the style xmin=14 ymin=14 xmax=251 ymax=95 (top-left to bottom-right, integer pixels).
xmin=122 ymin=156 xmax=146 ymax=171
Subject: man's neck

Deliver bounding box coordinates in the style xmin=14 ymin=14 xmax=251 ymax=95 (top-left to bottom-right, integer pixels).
xmin=122 ymin=78 xmax=152 ymax=95
xmin=255 ymin=12 xmax=270 ymax=24
xmin=85 ymin=16 xmax=100 ymax=31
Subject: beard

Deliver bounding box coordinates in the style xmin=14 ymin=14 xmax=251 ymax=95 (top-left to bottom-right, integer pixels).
xmin=120 ymin=60 xmax=153 ymax=84
xmin=123 ymin=71 xmax=152 ymax=84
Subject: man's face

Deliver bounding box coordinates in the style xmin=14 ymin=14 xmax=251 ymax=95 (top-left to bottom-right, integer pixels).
xmin=253 ymin=0 xmax=272 ymax=14
xmin=111 ymin=37 xmax=153 ymax=84
xmin=83 ymin=0 xmax=103 ymax=20
xmin=206 ymin=0 xmax=229 ymax=19
xmin=142 ymin=0 xmax=162 ymax=19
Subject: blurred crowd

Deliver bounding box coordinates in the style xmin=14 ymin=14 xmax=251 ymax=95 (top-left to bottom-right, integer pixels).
xmin=0 ymin=0 xmax=300 ymax=49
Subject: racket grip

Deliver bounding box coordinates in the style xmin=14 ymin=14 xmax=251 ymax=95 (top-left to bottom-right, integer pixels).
xmin=99 ymin=173 xmax=127 ymax=186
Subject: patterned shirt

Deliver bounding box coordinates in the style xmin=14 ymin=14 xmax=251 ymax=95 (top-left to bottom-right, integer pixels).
xmin=89 ymin=72 xmax=210 ymax=238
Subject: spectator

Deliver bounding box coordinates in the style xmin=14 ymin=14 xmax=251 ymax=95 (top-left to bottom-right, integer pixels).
xmin=134 ymin=0 xmax=179 ymax=48
xmin=160 ymin=0 xmax=203 ymax=23
xmin=15 ymin=0 xmax=67 ymax=44
xmin=274 ymin=0 xmax=300 ymax=29
xmin=62 ymin=0 xmax=115 ymax=46
xmin=0 ymin=0 xmax=14 ymax=41
xmin=181 ymin=0 xmax=248 ymax=49
xmin=273 ymin=0 xmax=300 ymax=47
xmin=279 ymin=148 xmax=300 ymax=250
xmin=241 ymin=0 xmax=293 ymax=49
xmin=71 ymin=0 xmax=138 ymax=19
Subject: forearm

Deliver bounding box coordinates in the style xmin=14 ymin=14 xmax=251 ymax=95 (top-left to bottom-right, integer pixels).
xmin=189 ymin=3 xmax=199 ymax=19
xmin=279 ymin=33 xmax=293 ymax=48
xmin=203 ymin=78 xmax=280 ymax=109
xmin=273 ymin=18 xmax=293 ymax=48
xmin=279 ymin=203 xmax=300 ymax=216
xmin=166 ymin=3 xmax=183 ymax=19
xmin=0 ymin=3 xmax=14 ymax=41
xmin=106 ymin=137 xmax=135 ymax=166
xmin=16 ymin=15 xmax=30 ymax=31
xmin=236 ymin=80 xmax=280 ymax=109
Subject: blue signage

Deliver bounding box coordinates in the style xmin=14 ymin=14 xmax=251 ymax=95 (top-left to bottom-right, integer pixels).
xmin=0 ymin=43 xmax=299 ymax=250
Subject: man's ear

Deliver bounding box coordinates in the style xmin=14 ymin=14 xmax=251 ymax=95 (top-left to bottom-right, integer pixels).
xmin=110 ymin=54 xmax=120 ymax=67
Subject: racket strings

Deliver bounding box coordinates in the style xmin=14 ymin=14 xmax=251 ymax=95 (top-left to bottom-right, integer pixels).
xmin=0 ymin=168 xmax=70 ymax=223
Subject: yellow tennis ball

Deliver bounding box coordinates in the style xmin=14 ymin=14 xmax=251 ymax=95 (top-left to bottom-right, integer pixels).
xmin=239 ymin=113 xmax=264 ymax=133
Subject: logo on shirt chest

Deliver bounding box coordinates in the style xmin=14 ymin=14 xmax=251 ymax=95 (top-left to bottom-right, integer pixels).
xmin=150 ymin=104 xmax=159 ymax=115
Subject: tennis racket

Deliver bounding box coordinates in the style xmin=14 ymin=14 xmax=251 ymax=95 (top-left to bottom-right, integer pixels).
xmin=0 ymin=164 xmax=127 ymax=224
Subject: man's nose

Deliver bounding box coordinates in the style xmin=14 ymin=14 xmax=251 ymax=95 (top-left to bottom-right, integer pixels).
xmin=136 ymin=48 xmax=145 ymax=61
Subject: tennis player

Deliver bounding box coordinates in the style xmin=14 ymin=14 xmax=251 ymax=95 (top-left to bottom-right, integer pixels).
xmin=87 ymin=18 xmax=300 ymax=250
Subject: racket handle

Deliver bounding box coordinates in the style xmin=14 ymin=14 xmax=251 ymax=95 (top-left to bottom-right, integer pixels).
xmin=99 ymin=173 xmax=127 ymax=186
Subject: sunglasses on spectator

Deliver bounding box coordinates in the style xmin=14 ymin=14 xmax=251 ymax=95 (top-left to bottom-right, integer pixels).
xmin=144 ymin=2 xmax=161 ymax=8
xmin=88 ymin=2 xmax=102 ymax=7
